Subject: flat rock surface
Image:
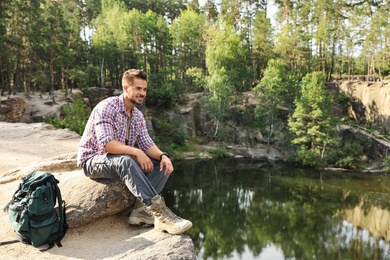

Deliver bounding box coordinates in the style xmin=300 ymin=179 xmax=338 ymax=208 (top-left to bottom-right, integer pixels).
xmin=0 ymin=122 xmax=80 ymax=173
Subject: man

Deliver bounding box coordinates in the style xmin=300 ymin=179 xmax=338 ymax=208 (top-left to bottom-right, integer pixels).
xmin=77 ymin=69 xmax=192 ymax=235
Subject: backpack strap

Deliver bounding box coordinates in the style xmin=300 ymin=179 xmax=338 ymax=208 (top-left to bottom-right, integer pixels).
xmin=51 ymin=176 xmax=68 ymax=247
xmin=3 ymin=182 xmax=25 ymax=213
xmin=39 ymin=175 xmax=68 ymax=251
xmin=3 ymin=200 xmax=13 ymax=213
xmin=0 ymin=240 xmax=19 ymax=246
xmin=39 ymin=242 xmax=55 ymax=252
xmin=1 ymin=182 xmax=26 ymax=247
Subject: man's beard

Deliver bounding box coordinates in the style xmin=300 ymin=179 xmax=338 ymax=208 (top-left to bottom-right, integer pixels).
xmin=130 ymin=98 xmax=143 ymax=105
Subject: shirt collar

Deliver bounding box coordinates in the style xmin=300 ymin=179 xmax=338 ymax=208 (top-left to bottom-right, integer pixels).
xmin=119 ymin=94 xmax=127 ymax=115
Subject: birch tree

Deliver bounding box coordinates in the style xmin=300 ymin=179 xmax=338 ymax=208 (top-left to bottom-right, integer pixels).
xmin=255 ymin=58 xmax=299 ymax=152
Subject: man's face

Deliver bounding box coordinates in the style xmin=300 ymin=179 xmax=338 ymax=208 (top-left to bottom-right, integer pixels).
xmin=125 ymin=78 xmax=147 ymax=105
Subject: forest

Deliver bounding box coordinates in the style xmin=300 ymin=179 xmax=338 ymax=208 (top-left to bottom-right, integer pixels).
xmin=1 ymin=0 xmax=390 ymax=168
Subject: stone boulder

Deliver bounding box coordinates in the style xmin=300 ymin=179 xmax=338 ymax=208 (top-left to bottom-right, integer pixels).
xmin=0 ymin=97 xmax=26 ymax=122
xmin=58 ymin=170 xmax=136 ymax=228
xmin=81 ymin=87 xmax=115 ymax=108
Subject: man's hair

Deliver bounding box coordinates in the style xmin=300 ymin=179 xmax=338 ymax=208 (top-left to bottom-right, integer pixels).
xmin=122 ymin=69 xmax=148 ymax=86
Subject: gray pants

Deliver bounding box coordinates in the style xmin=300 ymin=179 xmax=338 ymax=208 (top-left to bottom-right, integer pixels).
xmin=82 ymin=154 xmax=169 ymax=206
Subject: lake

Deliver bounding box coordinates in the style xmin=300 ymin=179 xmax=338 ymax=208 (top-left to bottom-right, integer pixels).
xmin=162 ymin=158 xmax=390 ymax=260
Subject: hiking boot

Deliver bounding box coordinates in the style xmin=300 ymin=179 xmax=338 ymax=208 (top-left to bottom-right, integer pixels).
xmin=148 ymin=195 xmax=192 ymax=235
xmin=129 ymin=199 xmax=154 ymax=226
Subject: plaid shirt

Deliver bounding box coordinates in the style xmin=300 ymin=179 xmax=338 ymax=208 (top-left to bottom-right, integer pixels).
xmin=77 ymin=94 xmax=155 ymax=166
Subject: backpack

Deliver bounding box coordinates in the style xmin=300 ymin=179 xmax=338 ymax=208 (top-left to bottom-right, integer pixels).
xmin=3 ymin=171 xmax=68 ymax=251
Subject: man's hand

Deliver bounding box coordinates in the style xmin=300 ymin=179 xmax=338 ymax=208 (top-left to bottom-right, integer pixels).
xmin=135 ymin=150 xmax=154 ymax=172
xmin=160 ymin=156 xmax=174 ymax=175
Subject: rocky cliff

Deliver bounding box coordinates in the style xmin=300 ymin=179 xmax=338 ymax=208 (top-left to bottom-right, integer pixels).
xmin=339 ymin=80 xmax=390 ymax=131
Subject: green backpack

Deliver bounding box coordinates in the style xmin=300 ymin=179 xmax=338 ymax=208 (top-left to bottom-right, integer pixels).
xmin=3 ymin=171 xmax=68 ymax=250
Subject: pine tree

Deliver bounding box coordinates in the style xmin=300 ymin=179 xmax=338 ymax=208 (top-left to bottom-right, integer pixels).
xmin=288 ymin=72 xmax=338 ymax=167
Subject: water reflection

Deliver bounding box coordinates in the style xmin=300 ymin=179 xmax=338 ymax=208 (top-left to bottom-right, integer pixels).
xmin=162 ymin=159 xmax=390 ymax=260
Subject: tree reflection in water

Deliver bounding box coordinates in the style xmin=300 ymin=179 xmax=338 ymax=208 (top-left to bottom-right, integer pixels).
xmin=162 ymin=159 xmax=390 ymax=260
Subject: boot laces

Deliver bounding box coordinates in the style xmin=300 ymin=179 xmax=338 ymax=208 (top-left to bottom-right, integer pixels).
xmin=160 ymin=204 xmax=181 ymax=222
xmin=161 ymin=197 xmax=183 ymax=222
xmin=150 ymin=198 xmax=182 ymax=223
xmin=143 ymin=205 xmax=153 ymax=217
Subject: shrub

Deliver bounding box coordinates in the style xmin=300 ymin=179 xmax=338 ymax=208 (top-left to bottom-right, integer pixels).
xmin=148 ymin=83 xmax=176 ymax=108
xmin=381 ymin=156 xmax=390 ymax=172
xmin=335 ymin=91 xmax=352 ymax=106
xmin=48 ymin=95 xmax=91 ymax=135
xmin=152 ymin=113 xmax=189 ymax=152
xmin=208 ymin=147 xmax=229 ymax=158
xmin=336 ymin=156 xmax=356 ymax=169
xmin=332 ymin=138 xmax=365 ymax=169
xmin=295 ymin=146 xmax=323 ymax=167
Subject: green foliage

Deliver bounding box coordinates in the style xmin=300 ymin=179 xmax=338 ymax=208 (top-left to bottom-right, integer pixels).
xmin=185 ymin=67 xmax=206 ymax=92
xmin=381 ymin=156 xmax=390 ymax=172
xmin=152 ymin=113 xmax=189 ymax=153
xmin=205 ymin=67 xmax=233 ymax=119
xmin=255 ymin=59 xmax=295 ymax=108
xmin=254 ymin=58 xmax=300 ymax=149
xmin=288 ymin=72 xmax=339 ymax=167
xmin=171 ymin=9 xmax=207 ymax=92
xmin=213 ymin=124 xmax=235 ymax=143
xmin=148 ymin=82 xmax=176 ymax=108
xmin=252 ymin=10 xmax=274 ymax=76
xmin=335 ymin=91 xmax=352 ymax=107
xmin=2 ymin=0 xmax=390 ymax=101
xmin=172 ymin=127 xmax=188 ymax=146
xmin=344 ymin=140 xmax=365 ymax=159
xmin=293 ymin=146 xmax=323 ymax=167
xmin=205 ymin=20 xmax=250 ymax=104
xmin=201 ymin=95 xmax=231 ymax=121
xmin=325 ymin=134 xmax=366 ymax=169
xmin=208 ymin=147 xmax=229 ymax=158
xmin=232 ymin=105 xmax=255 ymax=128
xmin=48 ymin=96 xmax=91 ymax=135
xmin=336 ymin=156 xmax=356 ymax=169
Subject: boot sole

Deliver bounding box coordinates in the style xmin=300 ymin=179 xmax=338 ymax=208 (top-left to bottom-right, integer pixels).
xmin=155 ymin=222 xmax=193 ymax=235
xmin=129 ymin=222 xmax=154 ymax=227
xmin=128 ymin=218 xmax=154 ymax=227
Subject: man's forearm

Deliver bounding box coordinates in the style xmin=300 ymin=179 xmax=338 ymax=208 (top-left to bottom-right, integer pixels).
xmin=105 ymin=140 xmax=140 ymax=156
xmin=145 ymin=145 xmax=164 ymax=160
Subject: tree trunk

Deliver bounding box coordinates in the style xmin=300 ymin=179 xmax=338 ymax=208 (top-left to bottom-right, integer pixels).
xmin=62 ymin=71 xmax=68 ymax=97
xmin=320 ymin=144 xmax=326 ymax=160
xmin=267 ymin=114 xmax=273 ymax=154
xmin=100 ymin=58 xmax=105 ymax=88
xmin=328 ymin=34 xmax=336 ymax=81
xmin=213 ymin=118 xmax=219 ymax=139
xmin=50 ymin=45 xmax=56 ymax=103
